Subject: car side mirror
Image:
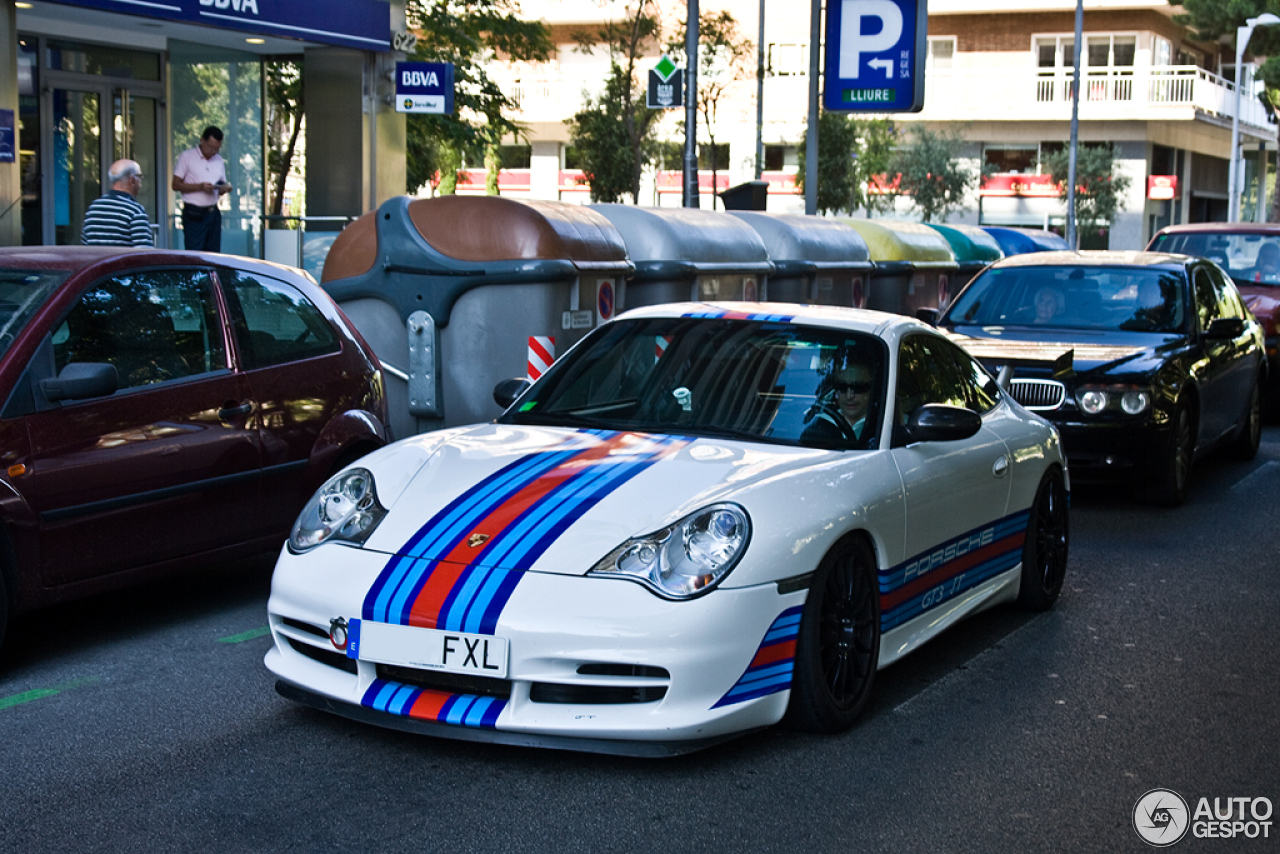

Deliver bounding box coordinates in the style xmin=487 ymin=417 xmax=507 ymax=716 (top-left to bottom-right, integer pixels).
xmin=915 ymin=307 xmax=940 ymax=327
xmin=1204 ymin=317 xmax=1245 ymax=339
xmin=904 ymin=403 xmax=982 ymax=443
xmin=493 ymin=376 xmax=532 ymax=410
xmin=40 ymin=362 xmax=118 ymax=402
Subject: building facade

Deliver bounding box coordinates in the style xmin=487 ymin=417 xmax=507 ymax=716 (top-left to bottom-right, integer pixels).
xmin=476 ymin=0 xmax=1274 ymax=250
xmin=0 ymin=0 xmax=408 ymax=251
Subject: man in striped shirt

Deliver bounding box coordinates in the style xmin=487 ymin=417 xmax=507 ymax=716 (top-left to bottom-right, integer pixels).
xmin=81 ymin=159 xmax=153 ymax=247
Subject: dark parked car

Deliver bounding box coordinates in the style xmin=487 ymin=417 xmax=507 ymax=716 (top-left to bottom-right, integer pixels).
xmin=1147 ymin=223 xmax=1280 ymax=410
xmin=0 ymin=247 xmax=389 ymax=652
xmin=935 ymin=250 xmax=1264 ymax=505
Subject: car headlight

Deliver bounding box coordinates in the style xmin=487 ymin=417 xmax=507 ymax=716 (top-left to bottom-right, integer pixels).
xmin=588 ymin=504 xmax=751 ymax=599
xmin=289 ymin=467 xmax=387 ymax=552
xmin=1074 ymin=385 xmax=1152 ymax=416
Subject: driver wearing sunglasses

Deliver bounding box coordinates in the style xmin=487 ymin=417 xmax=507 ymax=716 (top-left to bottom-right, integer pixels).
xmin=801 ymin=351 xmax=875 ymax=449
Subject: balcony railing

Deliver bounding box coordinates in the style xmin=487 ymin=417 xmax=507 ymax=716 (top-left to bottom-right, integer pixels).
xmin=921 ymin=64 xmax=1273 ymax=130
xmin=492 ymin=63 xmax=1274 ymax=132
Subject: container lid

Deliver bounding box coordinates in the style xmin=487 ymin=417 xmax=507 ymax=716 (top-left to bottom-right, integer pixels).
xmin=588 ymin=205 xmax=773 ymax=274
xmin=926 ymin=222 xmax=1004 ymax=264
xmin=322 ymin=195 xmax=629 ymax=283
xmin=979 ymin=226 xmax=1070 ymax=256
xmin=839 ymin=219 xmax=957 ymax=268
xmin=729 ymin=212 xmax=872 ymax=269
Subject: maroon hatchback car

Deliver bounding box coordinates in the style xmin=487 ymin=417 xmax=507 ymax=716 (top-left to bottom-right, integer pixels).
xmin=0 ymin=247 xmax=389 ymax=653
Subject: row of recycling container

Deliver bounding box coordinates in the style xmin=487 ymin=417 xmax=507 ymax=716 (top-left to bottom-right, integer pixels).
xmin=318 ymin=195 xmax=1068 ymax=439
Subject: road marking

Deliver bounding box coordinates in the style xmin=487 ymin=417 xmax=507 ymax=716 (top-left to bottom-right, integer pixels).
xmin=0 ymin=676 xmax=100 ymax=711
xmin=1231 ymin=460 xmax=1280 ymax=492
xmin=218 ymin=625 xmax=271 ymax=644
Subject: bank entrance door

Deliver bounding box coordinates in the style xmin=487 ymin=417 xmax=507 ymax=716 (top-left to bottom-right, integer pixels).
xmin=46 ymin=82 xmax=163 ymax=245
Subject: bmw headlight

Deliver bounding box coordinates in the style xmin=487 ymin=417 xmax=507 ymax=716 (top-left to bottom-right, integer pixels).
xmin=1074 ymin=385 xmax=1152 ymax=416
xmin=289 ymin=468 xmax=387 ymax=552
xmin=588 ymin=504 xmax=751 ymax=599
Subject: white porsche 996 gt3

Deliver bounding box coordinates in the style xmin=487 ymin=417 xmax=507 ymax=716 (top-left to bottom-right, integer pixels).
xmin=264 ymin=303 xmax=1069 ymax=756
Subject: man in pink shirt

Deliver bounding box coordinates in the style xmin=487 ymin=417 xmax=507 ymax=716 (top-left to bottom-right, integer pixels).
xmin=172 ymin=126 xmax=233 ymax=251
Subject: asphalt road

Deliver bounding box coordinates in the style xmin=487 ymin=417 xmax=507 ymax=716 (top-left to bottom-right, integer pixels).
xmin=2 ymin=429 xmax=1278 ymax=853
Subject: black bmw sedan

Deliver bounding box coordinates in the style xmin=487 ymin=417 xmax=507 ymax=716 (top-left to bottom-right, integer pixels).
xmin=934 ymin=250 xmax=1264 ymax=506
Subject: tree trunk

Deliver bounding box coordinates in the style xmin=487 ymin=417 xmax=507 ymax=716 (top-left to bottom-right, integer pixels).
xmin=271 ymin=107 xmax=303 ymax=218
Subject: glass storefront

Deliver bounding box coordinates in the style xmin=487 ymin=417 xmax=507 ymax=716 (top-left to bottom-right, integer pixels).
xmin=169 ymin=41 xmax=263 ymax=258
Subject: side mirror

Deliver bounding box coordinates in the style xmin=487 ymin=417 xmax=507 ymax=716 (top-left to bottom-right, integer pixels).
xmin=1204 ymin=317 xmax=1245 ymax=339
xmin=905 ymin=403 xmax=982 ymax=443
xmin=40 ymin=362 xmax=118 ymax=402
xmin=915 ymin=307 xmax=940 ymax=327
xmin=493 ymin=376 xmax=532 ymax=410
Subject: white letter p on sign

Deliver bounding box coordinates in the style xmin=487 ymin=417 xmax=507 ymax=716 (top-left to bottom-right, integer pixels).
xmin=839 ymin=0 xmax=904 ymax=78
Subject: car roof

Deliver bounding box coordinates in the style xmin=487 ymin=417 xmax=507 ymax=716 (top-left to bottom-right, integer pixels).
xmin=0 ymin=246 xmax=312 ymax=281
xmin=615 ymin=301 xmax=932 ymax=338
xmin=987 ymin=249 xmax=1190 ymax=269
xmin=1152 ymin=222 xmax=1280 ymax=237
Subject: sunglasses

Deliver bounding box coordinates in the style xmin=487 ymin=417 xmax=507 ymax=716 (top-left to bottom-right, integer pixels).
xmin=832 ymin=380 xmax=872 ymax=394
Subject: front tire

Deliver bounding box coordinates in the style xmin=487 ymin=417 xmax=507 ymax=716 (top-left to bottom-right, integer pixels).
xmin=1018 ymin=470 xmax=1069 ymax=611
xmin=1229 ymin=381 xmax=1262 ymax=461
xmin=1138 ymin=401 xmax=1193 ymax=506
xmin=786 ymin=537 xmax=881 ymax=733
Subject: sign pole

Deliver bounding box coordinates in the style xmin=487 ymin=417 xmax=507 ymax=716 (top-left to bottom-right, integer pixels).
xmin=805 ymin=0 xmax=820 ymax=215
xmin=684 ymin=0 xmax=700 ymax=208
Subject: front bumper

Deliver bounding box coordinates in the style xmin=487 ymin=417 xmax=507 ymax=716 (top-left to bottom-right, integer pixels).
xmin=264 ymin=544 xmax=808 ymax=754
xmin=1051 ymin=418 xmax=1170 ymax=482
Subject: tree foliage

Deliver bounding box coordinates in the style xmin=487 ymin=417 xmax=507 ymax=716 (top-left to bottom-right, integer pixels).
xmin=1039 ymin=143 xmax=1132 ymax=245
xmin=796 ymin=112 xmax=896 ymax=215
xmin=889 ymin=126 xmax=976 ymax=223
xmin=567 ymin=68 xmax=647 ymax=202
xmin=265 ymin=60 xmax=303 ymax=219
xmin=404 ymin=0 xmax=552 ymax=195
xmin=667 ymin=11 xmax=754 ymax=207
xmin=568 ymin=1 xmax=664 ymax=203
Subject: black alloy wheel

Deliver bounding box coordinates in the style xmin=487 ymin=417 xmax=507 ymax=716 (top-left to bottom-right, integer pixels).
xmin=787 ymin=537 xmax=881 ymax=733
xmin=1017 ymin=470 xmax=1069 ymax=611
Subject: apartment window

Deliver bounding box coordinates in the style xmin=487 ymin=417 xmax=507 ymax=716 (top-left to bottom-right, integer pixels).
xmin=927 ymin=37 xmax=955 ymax=71
xmin=1035 ymin=36 xmax=1075 ymax=102
xmin=1153 ymin=36 xmax=1172 ymax=68
xmin=768 ymin=43 xmax=807 ymax=77
xmin=699 ymin=143 xmax=730 ymax=170
xmin=1084 ymin=34 xmax=1135 ymax=101
xmin=499 ymin=145 xmax=531 ymax=169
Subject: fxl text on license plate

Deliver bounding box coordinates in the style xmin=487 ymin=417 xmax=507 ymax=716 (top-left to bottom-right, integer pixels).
xmin=346 ymin=619 xmax=509 ymax=678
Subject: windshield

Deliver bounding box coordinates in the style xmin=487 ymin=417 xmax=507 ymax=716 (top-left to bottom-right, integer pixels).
xmin=0 ymin=269 xmax=67 ymax=359
xmin=944 ymin=265 xmax=1187 ymax=333
xmin=1149 ymin=231 xmax=1280 ymax=286
xmin=502 ymin=317 xmax=888 ymax=450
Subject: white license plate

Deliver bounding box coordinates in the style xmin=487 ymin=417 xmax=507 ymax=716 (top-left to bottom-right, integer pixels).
xmin=348 ymin=619 xmax=509 ymax=678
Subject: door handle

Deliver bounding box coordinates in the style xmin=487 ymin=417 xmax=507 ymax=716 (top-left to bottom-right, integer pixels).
xmin=218 ymin=402 xmax=254 ymax=422
xmin=992 ymin=455 xmax=1010 ymax=478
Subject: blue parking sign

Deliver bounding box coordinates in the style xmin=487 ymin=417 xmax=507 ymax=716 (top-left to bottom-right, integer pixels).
xmin=823 ymin=0 xmax=927 ymax=112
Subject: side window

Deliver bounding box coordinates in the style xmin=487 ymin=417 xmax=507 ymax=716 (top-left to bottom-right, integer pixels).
xmin=220 ymin=269 xmax=340 ymax=369
xmin=1206 ymin=265 xmax=1244 ymax=320
xmin=948 ymin=340 xmax=1001 ymax=413
xmin=54 ymin=269 xmax=226 ymax=391
xmin=896 ymin=334 xmax=968 ymax=426
xmin=1193 ymin=268 xmax=1220 ymax=331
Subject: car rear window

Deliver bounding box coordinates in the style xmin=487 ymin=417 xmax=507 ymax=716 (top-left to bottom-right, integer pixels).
xmin=0 ymin=269 xmax=68 ymax=360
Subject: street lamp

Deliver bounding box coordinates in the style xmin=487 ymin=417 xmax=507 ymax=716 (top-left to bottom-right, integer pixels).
xmin=1229 ymin=13 xmax=1280 ymax=223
